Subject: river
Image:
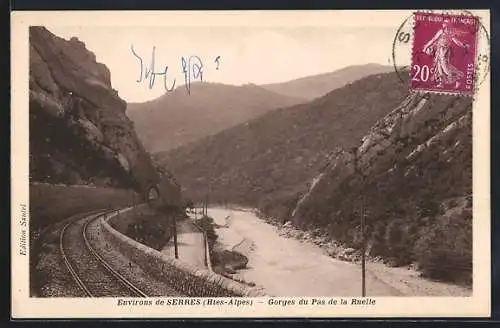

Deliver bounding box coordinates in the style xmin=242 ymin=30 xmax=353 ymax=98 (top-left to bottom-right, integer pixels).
xmin=206 ymin=207 xmax=472 ymax=297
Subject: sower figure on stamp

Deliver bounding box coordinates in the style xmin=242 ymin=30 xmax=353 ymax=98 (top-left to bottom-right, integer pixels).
xmin=422 ymin=19 xmax=470 ymax=89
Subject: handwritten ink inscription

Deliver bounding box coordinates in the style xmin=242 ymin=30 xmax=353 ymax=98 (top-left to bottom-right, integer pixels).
xmin=131 ymin=45 xmax=221 ymax=95
xmin=181 ymin=56 xmax=203 ymax=95
xmin=131 ymin=45 xmax=176 ymax=91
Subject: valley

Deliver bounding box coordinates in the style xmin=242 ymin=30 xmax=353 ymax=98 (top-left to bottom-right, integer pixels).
xmin=28 ymin=25 xmax=473 ymax=298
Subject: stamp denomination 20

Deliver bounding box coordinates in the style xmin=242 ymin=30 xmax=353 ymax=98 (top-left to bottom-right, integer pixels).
xmin=411 ymin=12 xmax=479 ymax=96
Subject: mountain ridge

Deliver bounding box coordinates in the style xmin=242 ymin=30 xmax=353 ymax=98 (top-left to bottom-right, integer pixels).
xmin=127 ymin=64 xmax=395 ymax=154
xmin=261 ymin=63 xmax=394 ymax=100
xmin=155 ymin=70 xmax=409 ymax=211
xmin=127 ymin=82 xmax=305 ymax=153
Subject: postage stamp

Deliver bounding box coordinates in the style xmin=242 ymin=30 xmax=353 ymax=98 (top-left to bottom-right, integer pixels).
xmin=410 ymin=12 xmax=480 ymax=96
xmin=11 ymin=10 xmax=491 ymax=319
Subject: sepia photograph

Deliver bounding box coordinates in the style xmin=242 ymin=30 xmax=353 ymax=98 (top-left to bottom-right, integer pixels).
xmin=11 ymin=9 xmax=491 ymax=318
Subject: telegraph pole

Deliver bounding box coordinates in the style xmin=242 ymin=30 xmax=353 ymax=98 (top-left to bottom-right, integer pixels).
xmin=352 ymin=147 xmax=367 ymax=297
xmin=205 ymin=193 xmax=208 ymax=216
xmin=154 ymin=181 xmax=179 ymax=259
xmin=361 ymin=199 xmax=366 ymax=297
xmin=172 ymin=210 xmax=179 ymax=259
xmin=132 ymin=191 xmax=136 ymax=215
xmin=164 ymin=199 xmax=179 ymax=259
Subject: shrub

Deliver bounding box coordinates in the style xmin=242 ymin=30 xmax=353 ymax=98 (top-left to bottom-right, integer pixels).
xmin=383 ymin=218 xmax=414 ymax=267
xmin=197 ymin=215 xmax=218 ymax=254
xmin=414 ymin=212 xmax=472 ymax=284
xmin=369 ymin=221 xmax=387 ymax=257
xmin=125 ymin=214 xmax=173 ymax=250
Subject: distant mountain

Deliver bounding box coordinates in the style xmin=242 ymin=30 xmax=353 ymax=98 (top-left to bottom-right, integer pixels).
xmin=155 ymin=71 xmax=409 ymax=214
xmin=127 ymin=83 xmax=305 ymax=153
xmin=261 ymin=63 xmax=394 ymax=101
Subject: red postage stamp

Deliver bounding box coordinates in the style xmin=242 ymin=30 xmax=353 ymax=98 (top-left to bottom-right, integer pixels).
xmin=411 ymin=12 xmax=479 ymax=96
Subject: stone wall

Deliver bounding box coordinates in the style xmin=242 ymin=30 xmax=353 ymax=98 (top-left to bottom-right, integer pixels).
xmin=100 ymin=210 xmax=266 ymax=297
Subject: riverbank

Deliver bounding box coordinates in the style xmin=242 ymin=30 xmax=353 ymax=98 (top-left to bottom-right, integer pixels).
xmin=207 ymin=207 xmax=472 ymax=297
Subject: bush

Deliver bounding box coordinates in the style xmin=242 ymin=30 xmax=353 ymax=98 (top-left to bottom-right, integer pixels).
xmin=414 ymin=212 xmax=472 ymax=284
xmin=369 ymin=221 xmax=388 ymax=257
xmin=383 ymin=218 xmax=415 ymax=267
xmin=125 ymin=215 xmax=173 ymax=250
xmin=29 ymin=183 xmax=137 ymax=231
xmin=197 ymin=215 xmax=218 ymax=254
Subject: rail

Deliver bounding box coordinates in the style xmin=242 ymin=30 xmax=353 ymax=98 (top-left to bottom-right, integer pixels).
xmin=60 ymin=208 xmax=148 ymax=297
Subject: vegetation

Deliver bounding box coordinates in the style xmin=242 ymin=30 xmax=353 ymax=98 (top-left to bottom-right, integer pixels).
xmin=194 ymin=215 xmax=250 ymax=275
xmin=156 ymin=72 xmax=472 ymax=285
xmin=30 ymin=26 xmax=161 ymax=199
xmin=214 ymin=250 xmax=249 ymax=273
xmin=127 ymin=82 xmax=303 ymax=153
xmin=29 ymin=183 xmax=136 ymax=231
xmin=262 ymin=63 xmax=393 ymax=101
xmin=156 ymin=72 xmax=409 ymax=215
xmin=413 ymin=206 xmax=472 ymax=284
xmin=196 ymin=215 xmax=218 ymax=258
xmin=124 ymin=214 xmax=173 ymax=250
xmin=29 ymin=183 xmax=138 ymax=296
xmin=118 ymin=202 xmax=183 ymax=250
xmin=293 ymin=95 xmax=472 ymax=284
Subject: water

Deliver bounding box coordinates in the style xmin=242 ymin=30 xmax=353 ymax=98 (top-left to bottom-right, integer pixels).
xmin=207 ymin=207 xmax=400 ymax=296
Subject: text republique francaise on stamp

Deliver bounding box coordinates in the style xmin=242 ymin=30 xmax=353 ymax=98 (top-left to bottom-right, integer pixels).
xmin=410 ymin=12 xmax=479 ymax=96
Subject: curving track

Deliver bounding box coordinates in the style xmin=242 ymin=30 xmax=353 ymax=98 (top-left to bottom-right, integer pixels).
xmin=60 ymin=209 xmax=148 ymax=297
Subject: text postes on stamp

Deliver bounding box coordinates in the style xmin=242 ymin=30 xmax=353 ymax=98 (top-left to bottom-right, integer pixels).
xmin=410 ymin=12 xmax=479 ymax=96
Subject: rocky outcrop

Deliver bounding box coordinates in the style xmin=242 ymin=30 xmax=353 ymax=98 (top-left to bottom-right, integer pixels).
xmin=29 ymin=26 xmax=175 ymax=200
xmin=291 ymin=91 xmax=472 ymax=284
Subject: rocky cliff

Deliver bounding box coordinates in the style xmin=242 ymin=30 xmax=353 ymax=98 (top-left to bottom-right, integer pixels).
xmin=29 ymin=26 xmax=173 ymax=200
xmin=291 ymin=91 xmax=472 ymax=284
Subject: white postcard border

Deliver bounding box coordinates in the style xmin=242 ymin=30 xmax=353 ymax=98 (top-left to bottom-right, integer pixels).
xmin=11 ymin=9 xmax=491 ymax=318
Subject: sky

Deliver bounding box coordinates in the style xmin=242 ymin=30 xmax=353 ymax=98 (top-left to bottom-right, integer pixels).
xmin=46 ymin=12 xmax=413 ymax=103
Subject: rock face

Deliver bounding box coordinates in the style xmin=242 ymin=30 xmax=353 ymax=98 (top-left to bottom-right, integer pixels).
xmin=29 ymin=26 xmax=177 ymax=200
xmin=291 ymin=91 xmax=472 ymax=283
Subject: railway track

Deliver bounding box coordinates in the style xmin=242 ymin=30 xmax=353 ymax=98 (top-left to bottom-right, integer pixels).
xmin=60 ymin=209 xmax=148 ymax=297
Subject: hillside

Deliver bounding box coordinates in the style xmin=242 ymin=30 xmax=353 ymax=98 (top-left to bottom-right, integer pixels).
xmin=261 ymin=63 xmax=393 ymax=101
xmin=29 ymin=26 xmax=179 ymax=200
xmin=155 ymin=71 xmax=409 ymax=216
xmin=291 ymin=92 xmax=472 ymax=284
xmin=156 ymin=69 xmax=473 ymax=284
xmin=127 ymin=83 xmax=305 ymax=153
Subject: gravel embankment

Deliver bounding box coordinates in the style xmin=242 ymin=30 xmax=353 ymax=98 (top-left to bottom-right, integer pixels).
xmin=34 ymin=213 xmax=92 ymax=297
xmin=34 ymin=210 xmax=183 ymax=297
xmin=63 ymin=214 xmax=143 ymax=297
xmin=86 ymin=215 xmax=183 ymax=297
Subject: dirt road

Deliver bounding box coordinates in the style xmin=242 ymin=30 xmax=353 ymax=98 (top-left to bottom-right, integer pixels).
xmin=161 ymin=219 xmax=206 ymax=269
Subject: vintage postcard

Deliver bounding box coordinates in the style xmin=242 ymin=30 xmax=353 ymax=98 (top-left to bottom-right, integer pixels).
xmin=11 ymin=9 xmax=491 ymax=318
